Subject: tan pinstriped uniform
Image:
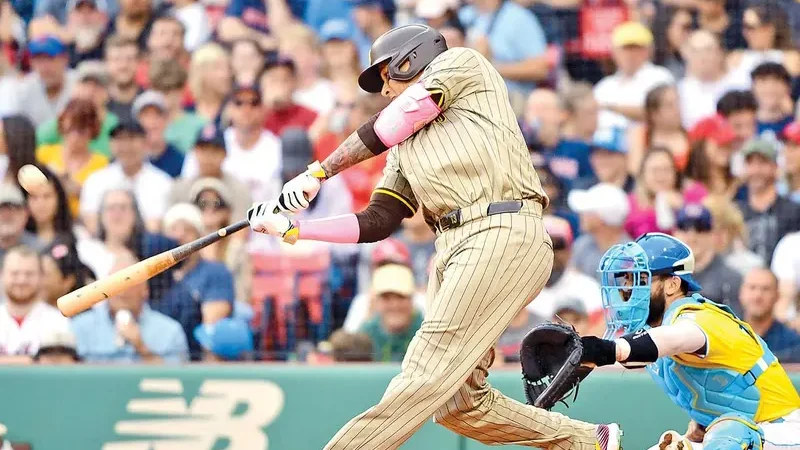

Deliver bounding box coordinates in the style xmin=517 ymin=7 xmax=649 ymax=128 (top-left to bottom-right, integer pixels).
xmin=325 ymin=47 xmax=599 ymax=450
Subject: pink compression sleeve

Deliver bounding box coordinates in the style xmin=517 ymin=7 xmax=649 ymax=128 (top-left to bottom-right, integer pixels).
xmin=297 ymin=214 xmax=360 ymax=244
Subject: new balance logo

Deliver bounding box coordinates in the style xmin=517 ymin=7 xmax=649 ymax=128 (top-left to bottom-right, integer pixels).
xmin=104 ymin=378 xmax=285 ymax=450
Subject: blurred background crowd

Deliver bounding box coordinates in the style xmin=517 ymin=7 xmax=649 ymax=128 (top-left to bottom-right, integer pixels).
xmin=0 ymin=0 xmax=799 ymax=367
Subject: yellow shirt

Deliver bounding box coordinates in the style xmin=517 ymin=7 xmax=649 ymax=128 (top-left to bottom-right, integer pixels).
xmin=36 ymin=144 xmax=108 ymax=218
xmin=671 ymin=302 xmax=800 ymax=423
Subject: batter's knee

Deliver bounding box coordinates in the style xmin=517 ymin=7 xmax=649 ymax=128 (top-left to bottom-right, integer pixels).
xmin=703 ymin=414 xmax=764 ymax=450
xmin=433 ymin=386 xmax=498 ymax=445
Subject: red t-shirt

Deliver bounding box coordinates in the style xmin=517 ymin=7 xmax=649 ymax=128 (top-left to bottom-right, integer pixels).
xmin=263 ymin=104 xmax=317 ymax=136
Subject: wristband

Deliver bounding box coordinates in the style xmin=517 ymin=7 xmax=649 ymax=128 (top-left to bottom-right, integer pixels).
xmin=620 ymin=331 xmax=659 ymax=363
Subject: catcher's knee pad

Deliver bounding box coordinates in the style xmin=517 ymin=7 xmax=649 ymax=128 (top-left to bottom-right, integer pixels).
xmin=703 ymin=413 xmax=765 ymax=450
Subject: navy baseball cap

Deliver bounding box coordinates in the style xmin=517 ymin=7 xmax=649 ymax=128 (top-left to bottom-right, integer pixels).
xmin=109 ymin=120 xmax=145 ymax=137
xmin=676 ymin=203 xmax=713 ymax=232
xmin=319 ymin=19 xmax=352 ymax=42
xmin=193 ymin=318 xmax=254 ymax=361
xmin=29 ymin=36 xmax=67 ymax=57
xmin=195 ymin=123 xmax=226 ymax=150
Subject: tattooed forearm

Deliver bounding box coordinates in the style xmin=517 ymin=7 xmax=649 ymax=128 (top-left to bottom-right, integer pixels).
xmin=321 ymin=131 xmax=376 ymax=178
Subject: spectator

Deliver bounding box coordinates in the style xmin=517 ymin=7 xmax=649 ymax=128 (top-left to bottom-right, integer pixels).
xmin=459 ymin=0 xmax=551 ymax=114
xmin=673 ymin=203 xmax=744 ymax=315
xmin=780 ymin=122 xmax=800 ymax=202
xmin=496 ymin=306 xmax=546 ymax=363
xmin=684 ymin=115 xmax=741 ymax=200
xmin=349 ymin=0 xmax=393 ymax=68
xmin=771 ymin=230 xmax=800 ymax=323
xmin=529 ymin=216 xmax=605 ymax=335
xmin=80 ymin=120 xmax=173 ymax=234
xmin=535 ymin=165 xmax=580 ymax=236
xmin=553 ymin=297 xmax=591 ymax=337
xmin=16 ymin=36 xmax=76 ymax=126
xmin=139 ymin=16 xmax=190 ymax=82
xmin=392 ymin=211 xmax=435 ymax=291
xmin=739 ymin=267 xmax=800 ymax=362
xmin=0 ymin=183 xmax=43 ymax=260
xmin=318 ymin=19 xmax=361 ymax=94
xmin=34 ymin=0 xmax=118 ymax=26
xmin=594 ymin=22 xmax=674 ymax=131
xmin=37 ymin=61 xmax=119 ymax=158
xmin=326 ymin=330 xmax=374 ymax=362
xmin=0 ymin=115 xmax=38 ymax=186
xmin=149 ymin=59 xmax=206 ymax=154
xmin=168 ymin=124 xmax=252 ymax=221
xmin=216 ymin=0 xmax=275 ymax=50
xmin=230 ymin=38 xmax=265 ymax=86
xmin=705 ymin=195 xmax=764 ymax=276
xmin=728 ymin=1 xmax=800 ymax=87
xmin=678 ymin=30 xmax=741 ymax=129
xmin=159 ymin=203 xmax=235 ymax=359
xmin=280 ymin=23 xmax=336 ymax=115
xmin=33 ymin=329 xmax=81 ymax=364
xmin=188 ymin=43 xmax=231 ymax=125
xmin=23 ymin=164 xmax=76 ymax=246
xmin=418 ymin=1 xmax=465 ymax=49
xmin=573 ymin=127 xmax=635 ymax=193
xmin=567 ymin=183 xmax=632 ymax=278
xmin=359 ymin=263 xmax=422 ymax=363
xmin=192 ymin=177 xmax=251 ymax=303
xmin=716 ymin=90 xmax=758 ymax=147
xmin=696 ymin=0 xmax=745 ymax=51
xmin=105 ymin=35 xmax=142 ymax=124
xmin=169 ymin=0 xmax=211 ymax=52
xmin=0 ymin=44 xmax=19 ymax=118
xmin=0 ymin=246 xmax=69 ymax=362
xmin=260 ymin=56 xmax=318 ymax=136
xmin=132 ymin=91 xmax=184 ymax=178
xmin=71 ymin=248 xmax=189 ymax=363
xmin=751 ymin=62 xmax=794 ymax=138
xmin=625 ymin=147 xmax=684 ymax=238
xmin=737 ymin=139 xmax=800 ymax=263
xmin=40 ymin=239 xmax=94 ymax=307
xmin=35 ymin=99 xmax=109 ymax=218
xmin=652 ymin=6 xmax=694 ymax=79
xmin=64 ymin=0 xmax=109 ymax=66
xmin=628 ymin=85 xmax=690 ymax=174
xmin=193 ymin=317 xmax=253 ymax=361
xmin=560 ymin=83 xmax=598 ymax=145
xmin=105 ymin=0 xmax=154 ymax=51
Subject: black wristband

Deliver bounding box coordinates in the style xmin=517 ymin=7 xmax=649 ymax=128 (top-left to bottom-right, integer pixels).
xmin=356 ymin=113 xmax=389 ymax=155
xmin=620 ymin=331 xmax=659 ymax=363
xmin=580 ymin=336 xmax=617 ymax=367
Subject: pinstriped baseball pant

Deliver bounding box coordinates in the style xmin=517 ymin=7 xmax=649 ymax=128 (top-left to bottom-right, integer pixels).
xmin=325 ymin=206 xmax=599 ymax=450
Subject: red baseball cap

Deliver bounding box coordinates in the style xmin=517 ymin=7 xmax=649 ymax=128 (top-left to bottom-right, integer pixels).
xmin=783 ymin=121 xmax=800 ymax=144
xmin=371 ymin=238 xmax=411 ymax=266
xmin=689 ymin=115 xmax=737 ymax=146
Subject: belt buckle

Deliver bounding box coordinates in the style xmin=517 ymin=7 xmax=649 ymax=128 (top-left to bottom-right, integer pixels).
xmin=437 ymin=210 xmax=461 ymax=232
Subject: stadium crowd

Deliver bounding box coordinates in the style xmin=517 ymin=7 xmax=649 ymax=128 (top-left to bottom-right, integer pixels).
xmin=0 ymin=0 xmax=799 ymax=366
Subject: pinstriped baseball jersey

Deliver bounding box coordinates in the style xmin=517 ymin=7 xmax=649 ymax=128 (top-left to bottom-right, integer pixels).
xmin=374 ymin=47 xmax=548 ymax=224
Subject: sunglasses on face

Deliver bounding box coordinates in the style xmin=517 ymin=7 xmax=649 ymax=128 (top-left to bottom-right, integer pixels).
xmin=198 ymin=199 xmax=227 ymax=211
xmin=677 ymin=219 xmax=712 ymax=233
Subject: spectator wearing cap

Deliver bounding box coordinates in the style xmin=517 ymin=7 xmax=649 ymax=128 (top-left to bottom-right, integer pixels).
xmin=627 ymin=85 xmax=690 ymax=174
xmin=716 ymin=90 xmax=758 ymax=148
xmin=704 ymin=195 xmax=764 ymax=276
xmin=780 ymin=121 xmax=800 ymax=203
xmin=359 ymin=263 xmax=423 ymax=362
xmin=673 ymin=202 xmax=744 ymax=315
xmin=16 ymin=36 xmax=77 ymax=126
xmin=71 ymin=248 xmax=189 ymax=363
xmin=40 ymin=239 xmax=94 ymax=307
xmin=194 ymin=318 xmax=253 ymax=361
xmin=684 ymin=115 xmax=742 ymax=201
xmin=573 ymin=127 xmax=635 ymax=193
xmin=36 ymin=61 xmax=120 ymax=158
xmin=625 ymin=148 xmax=684 ymax=238
xmin=737 ymin=138 xmax=800 ymax=263
xmin=159 ymin=203 xmax=235 ymax=359
xmin=34 ymin=329 xmax=81 ymax=364
xmin=230 ymin=39 xmax=266 ymax=86
xmin=193 ymin=177 xmax=251 ymax=303
xmin=279 ymin=23 xmax=337 ymax=116
xmin=105 ymin=35 xmax=143 ymax=124
xmin=35 ymin=99 xmax=109 ymax=218
xmin=496 ymin=306 xmax=546 ymax=364
xmin=133 ymin=90 xmax=184 ymax=178
xmin=560 ymin=83 xmax=599 ymax=146
xmin=80 ymin=120 xmax=173 ymax=234
xmin=567 ymin=183 xmax=632 ymax=278
xmin=168 ymin=0 xmax=211 ymax=52
xmin=522 ymin=89 xmax=593 ymax=189
xmin=104 ymin=0 xmax=155 ymax=52
xmin=0 ymin=246 xmax=70 ymax=363
xmin=751 ymin=62 xmax=794 ymax=138
xmin=345 ymin=238 xmax=426 ymax=333
xmin=348 ymin=0 xmax=394 ymax=68
xmin=528 ymin=216 xmax=604 ymax=335
xmin=594 ymin=22 xmax=674 ymax=131
xmin=318 ymin=19 xmax=361 ymax=94
xmin=0 ymin=184 xmax=43 ymax=261
xmin=460 ymin=0 xmax=551 ymax=115
xmin=149 ymin=59 xmax=207 ymax=154
xmin=739 ymin=267 xmax=800 ymax=363
xmin=260 ymin=56 xmax=318 ymax=136
xmin=678 ymin=30 xmax=743 ymax=130
xmin=188 ymin=43 xmax=232 ymax=127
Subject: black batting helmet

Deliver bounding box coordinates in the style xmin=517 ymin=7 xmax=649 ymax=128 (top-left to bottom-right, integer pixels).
xmin=358 ymin=24 xmax=448 ymax=94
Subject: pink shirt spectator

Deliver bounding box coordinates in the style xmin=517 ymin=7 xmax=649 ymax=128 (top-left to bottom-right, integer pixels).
xmin=625 ymin=193 xmax=669 ymax=238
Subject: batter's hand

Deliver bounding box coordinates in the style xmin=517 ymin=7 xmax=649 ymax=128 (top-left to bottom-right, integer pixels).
xmin=275 ymin=161 xmax=327 ymax=213
xmin=247 ymin=201 xmax=299 ymax=244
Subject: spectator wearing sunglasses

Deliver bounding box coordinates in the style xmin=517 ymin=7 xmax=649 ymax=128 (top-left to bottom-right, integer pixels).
xmin=673 ymin=203 xmax=744 ymax=316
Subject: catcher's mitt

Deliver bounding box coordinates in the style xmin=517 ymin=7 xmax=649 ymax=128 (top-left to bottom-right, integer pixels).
xmin=520 ymin=322 xmax=592 ymax=410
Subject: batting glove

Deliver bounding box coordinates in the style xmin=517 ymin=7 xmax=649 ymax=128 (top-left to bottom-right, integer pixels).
xmin=275 ymin=161 xmax=327 ymax=213
xmin=247 ymin=201 xmax=300 ymax=244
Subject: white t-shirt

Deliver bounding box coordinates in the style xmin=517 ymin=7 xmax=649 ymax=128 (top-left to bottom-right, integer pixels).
xmin=173 ymin=3 xmax=212 ymax=52
xmin=678 ymin=73 xmax=745 ymax=129
xmin=0 ymin=301 xmax=70 ymax=356
xmin=526 ymin=269 xmax=603 ymax=319
xmin=594 ymin=63 xmax=675 ymax=131
xmin=294 ymin=79 xmax=337 ymax=115
xmin=80 ymin=162 xmax=174 ymax=222
xmin=343 ymin=292 xmax=427 ymax=333
xmin=771 ymin=232 xmax=800 ymax=289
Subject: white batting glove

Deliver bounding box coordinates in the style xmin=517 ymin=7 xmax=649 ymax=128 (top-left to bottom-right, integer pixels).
xmin=276 ymin=161 xmax=327 ymax=213
xmin=247 ymin=201 xmax=299 ymax=244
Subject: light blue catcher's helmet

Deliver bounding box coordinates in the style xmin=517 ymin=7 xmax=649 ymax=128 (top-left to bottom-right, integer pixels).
xmin=598 ymin=232 xmax=702 ymax=338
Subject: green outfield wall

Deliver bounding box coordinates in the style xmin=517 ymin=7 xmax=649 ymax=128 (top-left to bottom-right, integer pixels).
xmin=0 ymin=365 xmax=798 ymax=450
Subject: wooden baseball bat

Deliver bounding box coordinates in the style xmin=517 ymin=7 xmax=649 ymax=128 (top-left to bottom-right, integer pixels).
xmin=57 ymin=219 xmax=250 ymax=317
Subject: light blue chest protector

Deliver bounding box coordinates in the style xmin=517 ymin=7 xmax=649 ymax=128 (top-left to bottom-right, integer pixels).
xmin=644 ymin=294 xmax=776 ymax=427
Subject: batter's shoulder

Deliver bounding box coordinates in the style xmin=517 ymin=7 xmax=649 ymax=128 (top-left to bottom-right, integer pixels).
xmin=429 ymin=47 xmax=485 ymax=70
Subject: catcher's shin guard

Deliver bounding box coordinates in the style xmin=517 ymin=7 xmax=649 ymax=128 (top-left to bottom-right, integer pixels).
xmin=703 ymin=414 xmax=764 ymax=450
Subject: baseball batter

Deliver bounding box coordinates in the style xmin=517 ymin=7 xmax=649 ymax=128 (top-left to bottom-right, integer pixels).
xmin=248 ymin=24 xmax=622 ymax=450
